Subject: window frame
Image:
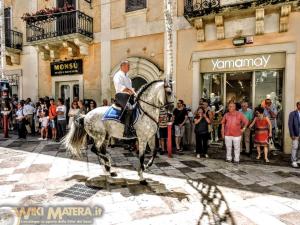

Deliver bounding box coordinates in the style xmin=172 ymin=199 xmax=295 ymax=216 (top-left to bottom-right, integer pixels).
xmin=125 ymin=0 xmax=147 ymax=13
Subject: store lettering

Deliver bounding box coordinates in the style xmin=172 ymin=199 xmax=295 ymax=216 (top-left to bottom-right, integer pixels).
xmin=54 ymin=62 xmax=79 ymax=71
xmin=212 ymin=55 xmax=271 ymax=71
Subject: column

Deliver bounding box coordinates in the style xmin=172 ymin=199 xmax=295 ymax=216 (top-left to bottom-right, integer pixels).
xmin=100 ymin=0 xmax=112 ymax=102
xmin=192 ymin=61 xmax=200 ymax=112
xmin=164 ymin=0 xmax=177 ymax=93
xmin=284 ymin=53 xmax=296 ymax=154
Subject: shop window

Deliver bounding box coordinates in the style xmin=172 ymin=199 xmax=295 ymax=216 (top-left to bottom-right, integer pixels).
xmin=254 ymin=70 xmax=283 ymax=108
xmin=255 ymin=70 xmax=283 ymax=149
xmin=201 ymin=73 xmax=224 ymax=110
xmin=73 ymin=84 xmax=79 ymax=99
xmin=126 ymin=0 xmax=147 ymax=12
xmin=61 ymin=85 xmax=70 ymax=103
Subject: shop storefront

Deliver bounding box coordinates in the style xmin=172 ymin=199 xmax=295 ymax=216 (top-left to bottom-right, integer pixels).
xmin=192 ymin=43 xmax=297 ymax=153
xmin=50 ymin=59 xmax=83 ymax=107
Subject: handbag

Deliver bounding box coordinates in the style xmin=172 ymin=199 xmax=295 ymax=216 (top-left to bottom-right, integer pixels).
xmin=268 ymin=138 xmax=276 ymax=151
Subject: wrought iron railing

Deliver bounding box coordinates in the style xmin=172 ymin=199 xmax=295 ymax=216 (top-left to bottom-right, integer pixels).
xmin=5 ymin=29 xmax=23 ymax=50
xmin=26 ymin=10 xmax=93 ymax=42
xmin=126 ymin=0 xmax=147 ymax=12
xmin=184 ymin=0 xmax=295 ymax=18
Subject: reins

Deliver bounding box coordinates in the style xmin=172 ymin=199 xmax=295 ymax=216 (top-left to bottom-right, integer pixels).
xmin=135 ymin=81 xmax=173 ymax=125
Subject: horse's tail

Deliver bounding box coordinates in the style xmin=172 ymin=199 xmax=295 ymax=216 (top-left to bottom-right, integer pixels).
xmin=62 ymin=115 xmax=87 ymax=158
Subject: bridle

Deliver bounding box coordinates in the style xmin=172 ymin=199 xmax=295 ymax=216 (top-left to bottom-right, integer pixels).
xmin=136 ymin=83 xmax=174 ymax=126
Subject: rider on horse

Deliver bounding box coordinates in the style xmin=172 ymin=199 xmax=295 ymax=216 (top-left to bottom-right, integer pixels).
xmin=113 ymin=60 xmax=136 ymax=138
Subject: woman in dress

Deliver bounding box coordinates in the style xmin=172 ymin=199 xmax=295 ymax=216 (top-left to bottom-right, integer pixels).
xmin=249 ymin=107 xmax=272 ymax=163
xmin=68 ymin=100 xmax=79 ymax=129
xmin=194 ymin=107 xmax=211 ymax=158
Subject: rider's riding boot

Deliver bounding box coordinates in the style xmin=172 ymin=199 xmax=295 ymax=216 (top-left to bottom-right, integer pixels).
xmin=123 ymin=110 xmax=136 ymax=138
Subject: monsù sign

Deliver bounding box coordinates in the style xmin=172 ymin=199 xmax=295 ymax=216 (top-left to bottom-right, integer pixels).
xmin=200 ymin=53 xmax=285 ymax=72
xmin=51 ymin=59 xmax=83 ymax=76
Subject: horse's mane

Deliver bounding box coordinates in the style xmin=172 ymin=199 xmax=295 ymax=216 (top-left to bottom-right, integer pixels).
xmin=135 ymin=80 xmax=163 ymax=101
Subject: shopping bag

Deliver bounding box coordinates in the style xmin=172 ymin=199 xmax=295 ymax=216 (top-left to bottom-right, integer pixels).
xmin=268 ymin=138 xmax=276 ymax=151
xmin=25 ymin=124 xmax=32 ymax=134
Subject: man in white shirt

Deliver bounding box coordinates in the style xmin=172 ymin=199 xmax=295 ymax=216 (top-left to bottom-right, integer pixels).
xmin=113 ymin=60 xmax=136 ymax=138
xmin=24 ymin=99 xmax=36 ymax=134
xmin=56 ymin=98 xmax=67 ymax=140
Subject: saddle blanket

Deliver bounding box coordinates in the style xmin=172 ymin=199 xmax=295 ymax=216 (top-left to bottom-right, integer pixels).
xmin=102 ymin=105 xmax=139 ymax=124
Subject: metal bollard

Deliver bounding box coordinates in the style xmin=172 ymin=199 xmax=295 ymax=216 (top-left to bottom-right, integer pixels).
xmin=167 ymin=122 xmax=172 ymax=158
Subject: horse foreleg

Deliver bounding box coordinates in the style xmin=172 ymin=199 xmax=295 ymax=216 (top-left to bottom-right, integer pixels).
xmin=138 ymin=141 xmax=147 ymax=185
xmin=145 ymin=136 xmax=157 ymax=169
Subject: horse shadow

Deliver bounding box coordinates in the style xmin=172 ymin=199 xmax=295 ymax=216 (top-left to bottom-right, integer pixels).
xmin=64 ymin=175 xmax=236 ymax=225
xmin=64 ymin=174 xmax=189 ymax=201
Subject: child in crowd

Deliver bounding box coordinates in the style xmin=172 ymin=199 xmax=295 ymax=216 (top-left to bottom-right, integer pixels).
xmin=38 ymin=110 xmax=49 ymax=140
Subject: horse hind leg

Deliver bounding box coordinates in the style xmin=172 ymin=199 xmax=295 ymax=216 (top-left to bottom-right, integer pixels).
xmin=95 ymin=136 xmax=117 ymax=177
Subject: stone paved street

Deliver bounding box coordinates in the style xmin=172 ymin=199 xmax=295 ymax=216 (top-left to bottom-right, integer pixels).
xmin=1 ymin=135 xmax=300 ymax=225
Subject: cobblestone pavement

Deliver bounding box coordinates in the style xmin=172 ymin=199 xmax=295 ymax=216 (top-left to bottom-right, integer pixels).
xmin=0 ymin=135 xmax=300 ymax=225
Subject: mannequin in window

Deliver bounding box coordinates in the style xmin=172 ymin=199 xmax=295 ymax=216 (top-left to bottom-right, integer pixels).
xmin=202 ymin=88 xmax=209 ymax=100
xmin=210 ymin=93 xmax=216 ymax=106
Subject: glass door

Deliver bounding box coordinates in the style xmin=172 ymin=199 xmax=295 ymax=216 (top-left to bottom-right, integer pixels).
xmin=226 ymin=72 xmax=253 ymax=109
xmin=58 ymin=81 xmax=79 ymax=108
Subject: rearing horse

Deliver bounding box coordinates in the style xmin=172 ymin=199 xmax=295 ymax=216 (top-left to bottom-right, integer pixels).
xmin=63 ymin=80 xmax=174 ymax=184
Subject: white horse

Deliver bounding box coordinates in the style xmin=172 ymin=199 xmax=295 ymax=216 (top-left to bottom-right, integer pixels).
xmin=63 ymin=80 xmax=174 ymax=184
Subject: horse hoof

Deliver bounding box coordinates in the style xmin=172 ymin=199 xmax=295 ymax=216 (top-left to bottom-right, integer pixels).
xmin=110 ymin=172 xmax=118 ymax=177
xmin=140 ymin=180 xmax=148 ymax=185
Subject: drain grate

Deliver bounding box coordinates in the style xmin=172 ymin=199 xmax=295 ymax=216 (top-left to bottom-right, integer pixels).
xmin=55 ymin=184 xmax=100 ymax=201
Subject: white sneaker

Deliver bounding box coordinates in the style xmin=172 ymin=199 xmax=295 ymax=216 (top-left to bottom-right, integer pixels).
xmin=292 ymin=162 xmax=299 ymax=168
xmin=205 ymin=154 xmax=209 ymax=158
xmin=43 ymin=138 xmax=47 ymax=141
xmin=196 ymin=154 xmax=200 ymax=159
xmin=38 ymin=137 xmax=43 ymax=140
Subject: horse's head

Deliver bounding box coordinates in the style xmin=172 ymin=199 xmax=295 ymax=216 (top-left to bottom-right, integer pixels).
xmin=157 ymin=79 xmax=175 ymax=113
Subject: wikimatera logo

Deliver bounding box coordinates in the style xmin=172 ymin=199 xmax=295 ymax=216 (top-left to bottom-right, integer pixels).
xmin=0 ymin=205 xmax=103 ymax=225
xmin=211 ymin=55 xmax=271 ymax=71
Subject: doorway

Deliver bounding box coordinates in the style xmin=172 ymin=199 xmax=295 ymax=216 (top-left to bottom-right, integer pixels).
xmin=226 ymin=72 xmax=252 ymax=108
xmin=57 ymin=81 xmax=79 ymax=108
xmin=132 ymin=76 xmax=147 ymax=91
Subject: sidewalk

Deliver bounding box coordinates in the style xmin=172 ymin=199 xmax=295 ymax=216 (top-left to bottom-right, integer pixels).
xmin=0 ymin=134 xmax=300 ymax=225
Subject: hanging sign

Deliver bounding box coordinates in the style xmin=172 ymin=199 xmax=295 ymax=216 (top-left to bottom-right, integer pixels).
xmin=50 ymin=59 xmax=83 ymax=76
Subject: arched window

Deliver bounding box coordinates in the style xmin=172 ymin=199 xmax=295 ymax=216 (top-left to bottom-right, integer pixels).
xmin=126 ymin=0 xmax=147 ymax=12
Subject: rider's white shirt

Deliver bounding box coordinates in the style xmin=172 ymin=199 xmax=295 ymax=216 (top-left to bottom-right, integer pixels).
xmin=113 ymin=70 xmax=132 ymax=93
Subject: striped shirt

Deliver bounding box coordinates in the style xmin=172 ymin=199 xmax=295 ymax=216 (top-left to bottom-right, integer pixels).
xmin=159 ymin=108 xmax=168 ymax=128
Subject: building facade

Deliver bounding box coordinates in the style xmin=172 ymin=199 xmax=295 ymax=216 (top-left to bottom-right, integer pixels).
xmin=3 ymin=0 xmax=300 ymax=153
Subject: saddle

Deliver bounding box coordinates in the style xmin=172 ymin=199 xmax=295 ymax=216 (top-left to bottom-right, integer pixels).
xmin=102 ymin=104 xmax=140 ymax=125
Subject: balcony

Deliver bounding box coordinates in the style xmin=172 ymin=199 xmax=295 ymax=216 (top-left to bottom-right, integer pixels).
xmin=184 ymin=0 xmax=298 ymax=42
xmin=25 ymin=10 xmax=93 ymax=60
xmin=184 ymin=0 xmax=296 ymax=19
xmin=5 ymin=29 xmax=23 ymax=51
xmin=5 ymin=29 xmax=23 ymax=65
